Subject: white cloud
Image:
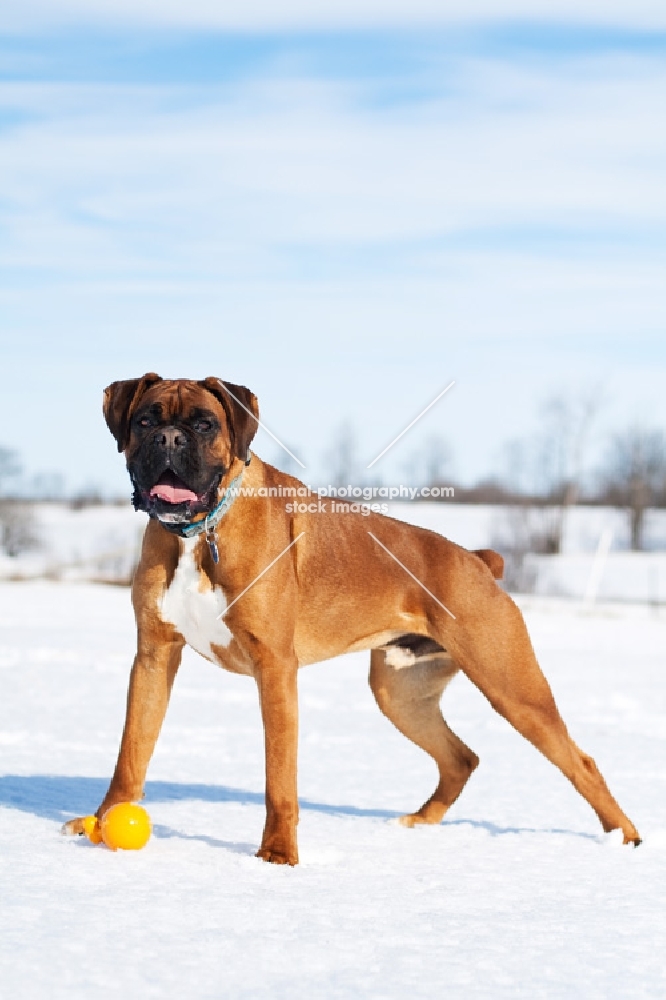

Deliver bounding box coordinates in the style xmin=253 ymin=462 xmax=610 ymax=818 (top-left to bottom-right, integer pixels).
xmin=1 ymin=54 xmax=664 ymax=274
xmin=2 ymin=0 xmax=666 ymax=31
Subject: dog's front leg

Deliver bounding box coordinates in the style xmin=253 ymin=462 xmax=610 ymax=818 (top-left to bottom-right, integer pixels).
xmin=100 ymin=635 xmax=184 ymax=814
xmin=254 ymin=652 xmax=299 ymax=865
xmin=63 ymin=633 xmax=183 ymax=835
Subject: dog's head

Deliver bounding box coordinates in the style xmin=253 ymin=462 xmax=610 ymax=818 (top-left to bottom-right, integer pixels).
xmin=103 ymin=374 xmax=258 ymax=524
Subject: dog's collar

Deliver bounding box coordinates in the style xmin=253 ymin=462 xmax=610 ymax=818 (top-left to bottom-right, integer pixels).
xmin=152 ymin=458 xmax=250 ymax=561
xmin=169 ymin=469 xmax=244 ymax=537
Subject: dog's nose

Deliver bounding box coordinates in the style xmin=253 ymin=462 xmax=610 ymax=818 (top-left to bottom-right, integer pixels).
xmin=155 ymin=426 xmax=187 ymax=451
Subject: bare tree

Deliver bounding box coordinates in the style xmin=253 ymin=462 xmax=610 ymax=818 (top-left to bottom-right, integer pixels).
xmin=29 ymin=471 xmax=65 ymax=501
xmin=502 ymin=437 xmax=535 ymax=498
xmin=269 ymin=446 xmax=305 ymax=478
xmin=424 ymin=435 xmax=452 ymax=486
xmin=402 ymin=434 xmax=452 ymax=488
xmin=598 ymin=427 xmax=666 ymax=550
xmin=498 ymin=388 xmax=604 ymax=554
xmin=0 ymin=447 xmax=21 ymax=495
xmin=541 ymin=389 xmax=604 ymax=552
xmin=0 ymin=503 xmax=39 ymax=557
xmin=491 ymin=506 xmax=557 ymax=593
xmin=0 ymin=447 xmax=38 ymax=557
xmin=536 ymin=389 xmax=603 ymax=507
xmin=323 ymin=423 xmax=362 ymax=487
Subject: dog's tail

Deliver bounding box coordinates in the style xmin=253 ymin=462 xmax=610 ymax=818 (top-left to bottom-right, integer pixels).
xmin=473 ymin=548 xmax=504 ymax=580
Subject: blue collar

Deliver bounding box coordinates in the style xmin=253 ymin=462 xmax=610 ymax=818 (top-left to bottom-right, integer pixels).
xmin=174 ymin=468 xmax=244 ymax=540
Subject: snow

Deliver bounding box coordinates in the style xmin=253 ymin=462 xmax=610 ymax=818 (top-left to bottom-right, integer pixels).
xmin=528 ymin=551 xmax=666 ymax=604
xmin=0 ymin=503 xmax=145 ymax=582
xmin=385 ymin=502 xmax=666 ymax=554
xmin=1 ymin=578 xmax=665 ymax=998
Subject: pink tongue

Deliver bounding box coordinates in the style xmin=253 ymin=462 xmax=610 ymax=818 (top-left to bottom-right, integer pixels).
xmin=149 ymin=482 xmax=199 ymax=504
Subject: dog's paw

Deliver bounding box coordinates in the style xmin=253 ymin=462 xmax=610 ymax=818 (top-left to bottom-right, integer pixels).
xmin=60 ymin=816 xmax=87 ymax=836
xmin=256 ymin=846 xmax=299 ymax=866
xmin=396 ymin=801 xmax=447 ymax=828
xmin=396 ymin=813 xmax=421 ymax=828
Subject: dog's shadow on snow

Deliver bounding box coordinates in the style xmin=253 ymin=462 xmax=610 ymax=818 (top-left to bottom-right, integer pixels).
xmin=0 ymin=774 xmax=595 ymax=844
xmin=0 ymin=773 xmax=398 ymax=831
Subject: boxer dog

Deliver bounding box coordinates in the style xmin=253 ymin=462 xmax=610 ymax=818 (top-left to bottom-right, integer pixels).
xmin=63 ymin=374 xmax=640 ymax=862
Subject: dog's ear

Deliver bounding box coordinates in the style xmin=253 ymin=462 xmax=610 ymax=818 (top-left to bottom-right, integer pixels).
xmin=103 ymin=373 xmax=163 ymax=452
xmin=200 ymin=377 xmax=259 ymax=463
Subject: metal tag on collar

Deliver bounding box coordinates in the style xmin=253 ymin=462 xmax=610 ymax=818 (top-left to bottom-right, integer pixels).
xmin=205 ymin=519 xmax=219 ymax=564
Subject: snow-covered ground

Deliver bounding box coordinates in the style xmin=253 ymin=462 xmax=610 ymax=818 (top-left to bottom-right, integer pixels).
xmin=1 ymin=580 xmax=665 ymax=998
xmin=0 ymin=503 xmax=145 ymax=583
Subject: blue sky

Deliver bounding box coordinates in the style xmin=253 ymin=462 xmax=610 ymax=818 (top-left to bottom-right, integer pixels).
xmin=0 ymin=3 xmax=665 ymax=495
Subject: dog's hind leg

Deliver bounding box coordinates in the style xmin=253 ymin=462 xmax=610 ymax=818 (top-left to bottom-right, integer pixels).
xmin=369 ymin=646 xmax=478 ymax=827
xmin=438 ymin=585 xmax=641 ymax=844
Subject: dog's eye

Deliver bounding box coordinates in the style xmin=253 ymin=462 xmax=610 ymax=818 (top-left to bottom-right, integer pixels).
xmin=136 ymin=415 xmax=154 ymax=428
xmin=193 ymin=419 xmax=213 ymax=432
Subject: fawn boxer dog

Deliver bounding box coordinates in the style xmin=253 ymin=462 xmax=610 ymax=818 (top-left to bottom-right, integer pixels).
xmin=63 ymin=374 xmax=640 ymax=863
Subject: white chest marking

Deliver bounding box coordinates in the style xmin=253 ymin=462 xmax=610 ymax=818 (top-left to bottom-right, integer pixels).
xmin=160 ymin=537 xmax=232 ymax=661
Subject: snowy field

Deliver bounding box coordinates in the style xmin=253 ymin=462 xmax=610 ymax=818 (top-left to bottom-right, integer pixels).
xmin=0 ymin=503 xmax=145 ymax=584
xmin=1 ymin=580 xmax=665 ymax=998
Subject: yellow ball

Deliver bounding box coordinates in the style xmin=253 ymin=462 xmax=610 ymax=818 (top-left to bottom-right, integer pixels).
xmin=100 ymin=803 xmax=152 ymax=851
xmin=82 ymin=815 xmax=103 ymax=844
